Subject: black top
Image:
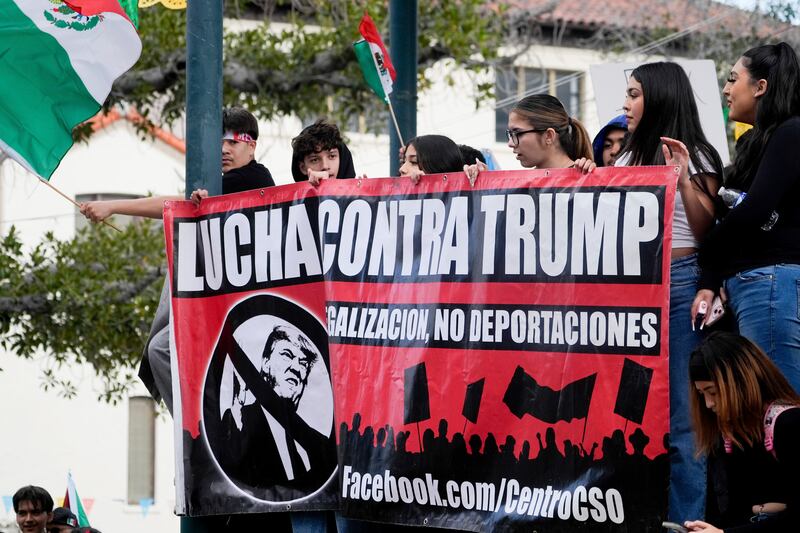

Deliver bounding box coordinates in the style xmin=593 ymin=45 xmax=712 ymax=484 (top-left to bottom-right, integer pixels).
xmin=222 ymin=159 xmax=275 ymax=194
xmin=698 ymin=117 xmax=800 ymax=289
xmin=706 ymin=407 xmax=800 ymax=532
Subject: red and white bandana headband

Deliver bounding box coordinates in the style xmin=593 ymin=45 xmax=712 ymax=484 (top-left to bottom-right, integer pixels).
xmin=223 ymin=131 xmax=254 ymax=143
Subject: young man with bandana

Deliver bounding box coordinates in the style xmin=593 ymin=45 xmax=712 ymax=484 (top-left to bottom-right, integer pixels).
xmin=79 ymin=107 xmax=273 ymax=221
xmin=79 ymin=107 xmax=273 ymax=412
xmin=193 ymin=107 xmax=274 ymax=200
xmin=219 ymin=108 xmax=274 ymax=190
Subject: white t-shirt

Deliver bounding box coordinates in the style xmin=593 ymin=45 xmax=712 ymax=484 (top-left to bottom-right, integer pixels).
xmin=615 ymin=151 xmax=713 ymax=249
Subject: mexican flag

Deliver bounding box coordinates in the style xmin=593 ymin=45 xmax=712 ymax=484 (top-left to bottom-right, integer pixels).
xmin=0 ymin=0 xmax=141 ymax=179
xmin=64 ymin=472 xmax=91 ymax=527
xmin=353 ymin=12 xmax=396 ymax=102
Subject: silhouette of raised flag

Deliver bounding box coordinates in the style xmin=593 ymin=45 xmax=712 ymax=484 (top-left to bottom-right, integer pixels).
xmin=461 ymin=378 xmax=485 ymax=423
xmin=614 ymin=358 xmax=653 ymax=425
xmin=404 ymin=363 xmax=430 ymax=424
xmin=503 ymin=366 xmax=596 ymax=423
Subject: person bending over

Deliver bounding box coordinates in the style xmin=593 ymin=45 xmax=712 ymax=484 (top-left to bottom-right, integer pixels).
xmin=686 ymin=331 xmax=799 ymax=532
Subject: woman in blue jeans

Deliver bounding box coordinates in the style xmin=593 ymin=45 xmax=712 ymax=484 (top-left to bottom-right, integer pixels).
xmin=613 ymin=62 xmax=723 ymax=523
xmin=692 ymin=43 xmax=800 ymax=394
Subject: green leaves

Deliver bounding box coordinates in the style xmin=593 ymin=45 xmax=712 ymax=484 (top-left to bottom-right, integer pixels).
xmin=113 ymin=0 xmax=506 ymax=133
xmin=0 ymin=220 xmax=165 ymax=403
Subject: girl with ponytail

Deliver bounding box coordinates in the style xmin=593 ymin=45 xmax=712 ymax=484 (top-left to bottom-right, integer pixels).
xmin=465 ymin=94 xmax=592 ymax=182
xmin=504 ymin=93 xmax=593 ymax=168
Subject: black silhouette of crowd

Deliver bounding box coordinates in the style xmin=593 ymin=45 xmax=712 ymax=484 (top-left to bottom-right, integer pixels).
xmin=339 ymin=414 xmax=668 ymax=532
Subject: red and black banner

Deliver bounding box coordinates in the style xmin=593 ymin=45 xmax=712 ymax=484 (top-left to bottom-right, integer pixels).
xmin=165 ymin=167 xmax=675 ymax=530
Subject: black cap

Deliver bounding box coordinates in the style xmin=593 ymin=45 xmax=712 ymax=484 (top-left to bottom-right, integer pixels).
xmin=50 ymin=507 xmax=78 ymax=527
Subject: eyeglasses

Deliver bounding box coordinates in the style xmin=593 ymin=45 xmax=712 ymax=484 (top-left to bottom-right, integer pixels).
xmin=506 ymin=128 xmax=546 ymax=147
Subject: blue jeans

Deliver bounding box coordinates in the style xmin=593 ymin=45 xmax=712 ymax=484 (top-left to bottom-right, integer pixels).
xmin=335 ymin=516 xmax=374 ymax=532
xmin=668 ymin=254 xmax=706 ymax=522
xmin=291 ymin=511 xmax=335 ymax=532
xmin=335 ymin=516 xmax=425 ymax=532
xmin=724 ymin=264 xmax=800 ymax=392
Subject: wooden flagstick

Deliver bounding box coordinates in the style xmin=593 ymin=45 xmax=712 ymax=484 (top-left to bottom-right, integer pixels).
xmin=37 ymin=177 xmax=121 ymax=232
xmin=386 ymin=97 xmax=405 ymax=146
xmin=416 ymin=421 xmax=422 ymax=453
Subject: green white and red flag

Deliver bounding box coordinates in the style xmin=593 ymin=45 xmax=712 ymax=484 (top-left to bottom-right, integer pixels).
xmin=0 ymin=0 xmax=141 ymax=179
xmin=64 ymin=472 xmax=91 ymax=527
xmin=353 ymin=12 xmax=396 ymax=102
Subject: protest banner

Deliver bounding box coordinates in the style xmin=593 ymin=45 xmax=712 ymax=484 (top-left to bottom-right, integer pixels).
xmin=166 ymin=184 xmax=338 ymax=514
xmin=165 ymin=166 xmax=675 ymax=531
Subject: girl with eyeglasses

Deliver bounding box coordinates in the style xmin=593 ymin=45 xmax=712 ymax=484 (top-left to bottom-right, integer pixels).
xmin=504 ymin=94 xmax=593 ymax=168
xmin=683 ymin=331 xmax=799 ymax=533
xmin=464 ymin=94 xmax=593 ymax=182
xmin=609 ymin=61 xmax=724 ymax=525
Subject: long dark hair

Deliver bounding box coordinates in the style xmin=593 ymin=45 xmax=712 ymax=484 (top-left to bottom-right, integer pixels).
xmin=621 ymin=62 xmax=723 ymax=182
xmin=726 ymin=43 xmax=800 ymax=189
xmin=689 ymin=331 xmax=800 ymax=455
xmin=407 ymin=135 xmax=464 ymax=174
xmin=511 ymin=94 xmax=593 ymax=160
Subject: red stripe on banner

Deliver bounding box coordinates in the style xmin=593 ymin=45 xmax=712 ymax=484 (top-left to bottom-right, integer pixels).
xmin=326 ymin=281 xmax=665 ymax=306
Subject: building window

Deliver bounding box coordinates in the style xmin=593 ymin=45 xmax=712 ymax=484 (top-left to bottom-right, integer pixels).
xmin=495 ymin=66 xmax=583 ymax=143
xmin=127 ymin=396 xmax=156 ymax=505
xmin=75 ymin=193 xmax=142 ymax=232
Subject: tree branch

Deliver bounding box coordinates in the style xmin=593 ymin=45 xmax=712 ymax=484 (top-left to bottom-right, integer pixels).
xmin=0 ymin=265 xmax=164 ymax=315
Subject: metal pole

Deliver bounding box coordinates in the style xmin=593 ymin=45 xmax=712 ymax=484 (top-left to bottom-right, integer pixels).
xmin=388 ymin=0 xmax=417 ymax=177
xmin=184 ymin=0 xmax=223 ymax=199
xmin=181 ymin=0 xmax=222 ymax=528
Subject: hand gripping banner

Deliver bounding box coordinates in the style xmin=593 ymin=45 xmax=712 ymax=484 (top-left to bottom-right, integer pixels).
xmin=165 ymin=166 xmax=676 ymax=531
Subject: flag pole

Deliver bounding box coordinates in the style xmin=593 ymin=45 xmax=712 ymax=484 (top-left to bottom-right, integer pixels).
xmin=581 ymin=416 xmax=589 ymax=445
xmin=386 ymin=97 xmax=404 ymax=146
xmin=37 ymin=177 xmax=121 ymax=232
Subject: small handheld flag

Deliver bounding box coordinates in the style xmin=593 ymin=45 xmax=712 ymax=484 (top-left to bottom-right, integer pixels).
xmin=354 ymin=12 xmax=396 ymax=101
xmin=353 ymin=12 xmax=404 ymax=144
xmin=64 ymin=471 xmax=91 ymax=527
